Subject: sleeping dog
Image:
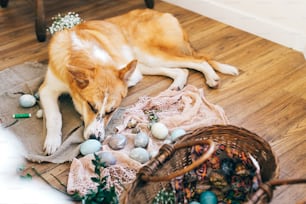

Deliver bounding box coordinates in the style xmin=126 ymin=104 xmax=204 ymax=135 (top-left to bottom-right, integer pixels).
xmin=39 ymin=9 xmax=238 ymax=155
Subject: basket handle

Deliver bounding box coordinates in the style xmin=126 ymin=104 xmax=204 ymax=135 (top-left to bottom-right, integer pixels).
xmin=140 ymin=139 xmax=215 ymax=182
xmin=246 ymin=178 xmax=306 ymax=204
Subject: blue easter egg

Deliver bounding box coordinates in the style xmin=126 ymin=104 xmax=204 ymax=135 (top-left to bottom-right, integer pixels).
xmin=80 ymin=139 xmax=102 ymax=155
xmin=189 ymin=201 xmax=201 ymax=204
xmin=129 ymin=147 xmax=150 ymax=164
xmin=170 ymin=128 xmax=186 ymax=142
xmin=199 ymin=191 xmax=218 ymax=204
xmin=134 ymin=132 xmax=149 ymax=148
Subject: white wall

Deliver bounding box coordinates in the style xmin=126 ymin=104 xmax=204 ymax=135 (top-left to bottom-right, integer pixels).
xmin=163 ymin=0 xmax=306 ymax=58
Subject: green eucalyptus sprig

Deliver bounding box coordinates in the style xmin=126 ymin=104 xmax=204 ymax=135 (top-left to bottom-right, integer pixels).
xmin=48 ymin=12 xmax=83 ymax=35
xmin=81 ymin=153 xmax=119 ymax=204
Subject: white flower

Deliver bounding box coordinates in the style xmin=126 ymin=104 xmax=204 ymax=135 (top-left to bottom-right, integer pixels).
xmin=47 ymin=12 xmax=83 ymax=35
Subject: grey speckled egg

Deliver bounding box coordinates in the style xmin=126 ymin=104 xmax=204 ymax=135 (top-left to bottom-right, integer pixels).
xmin=98 ymin=152 xmax=117 ymax=166
xmin=134 ymin=132 xmax=149 ymax=148
xmin=108 ymin=134 xmax=127 ymax=150
xmin=80 ymin=139 xmax=102 ymax=156
xmin=129 ymin=147 xmax=150 ymax=164
xmin=170 ymin=128 xmax=186 ymax=142
xmin=19 ymin=94 xmax=36 ymax=108
xmin=151 ymin=122 xmax=168 ymax=140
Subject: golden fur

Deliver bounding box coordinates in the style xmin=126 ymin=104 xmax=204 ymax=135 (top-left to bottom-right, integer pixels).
xmin=39 ymin=9 xmax=238 ymax=155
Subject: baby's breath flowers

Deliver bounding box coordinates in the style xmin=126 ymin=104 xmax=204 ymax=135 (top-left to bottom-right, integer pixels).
xmin=47 ymin=12 xmax=83 ymax=35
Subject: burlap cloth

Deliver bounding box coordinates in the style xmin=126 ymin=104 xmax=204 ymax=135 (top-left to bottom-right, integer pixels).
xmin=0 ymin=62 xmax=85 ymax=163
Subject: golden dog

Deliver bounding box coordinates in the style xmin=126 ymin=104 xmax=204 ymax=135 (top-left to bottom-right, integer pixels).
xmin=39 ymin=9 xmax=238 ymax=155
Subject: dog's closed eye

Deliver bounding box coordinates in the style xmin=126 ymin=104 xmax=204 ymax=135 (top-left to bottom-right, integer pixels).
xmin=87 ymin=101 xmax=98 ymax=114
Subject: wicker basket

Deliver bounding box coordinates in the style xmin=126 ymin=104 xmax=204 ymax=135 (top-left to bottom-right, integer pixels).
xmin=122 ymin=125 xmax=280 ymax=204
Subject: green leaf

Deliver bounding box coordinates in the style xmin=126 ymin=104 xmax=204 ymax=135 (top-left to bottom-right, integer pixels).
xmin=91 ymin=177 xmax=100 ymax=183
xmin=20 ymin=173 xmax=32 ymax=180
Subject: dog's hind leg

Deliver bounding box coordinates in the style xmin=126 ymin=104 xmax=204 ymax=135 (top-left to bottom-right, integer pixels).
xmin=137 ymin=63 xmax=189 ymax=90
xmin=140 ymin=49 xmax=238 ymax=88
xmin=39 ymin=70 xmax=67 ymax=155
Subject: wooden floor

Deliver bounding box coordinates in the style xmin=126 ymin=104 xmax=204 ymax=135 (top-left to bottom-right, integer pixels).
xmin=1 ymin=0 xmax=305 ymax=203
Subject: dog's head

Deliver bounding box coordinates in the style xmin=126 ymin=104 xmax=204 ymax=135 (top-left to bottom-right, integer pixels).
xmin=67 ymin=58 xmax=137 ymax=141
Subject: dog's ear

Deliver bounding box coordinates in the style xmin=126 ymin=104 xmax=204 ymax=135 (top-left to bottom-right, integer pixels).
xmin=119 ymin=60 xmax=137 ymax=82
xmin=68 ymin=66 xmax=89 ymax=89
xmin=67 ymin=51 xmax=97 ymax=89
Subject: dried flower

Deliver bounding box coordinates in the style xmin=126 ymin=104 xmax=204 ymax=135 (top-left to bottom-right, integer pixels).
xmin=47 ymin=12 xmax=83 ymax=35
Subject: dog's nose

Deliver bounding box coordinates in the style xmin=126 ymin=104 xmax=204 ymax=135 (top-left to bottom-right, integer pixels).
xmin=89 ymin=134 xmax=100 ymax=141
xmin=89 ymin=134 xmax=96 ymax=139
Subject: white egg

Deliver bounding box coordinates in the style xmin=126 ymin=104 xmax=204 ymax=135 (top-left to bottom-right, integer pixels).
xmin=129 ymin=147 xmax=150 ymax=164
xmin=19 ymin=94 xmax=36 ymax=108
xmin=80 ymin=139 xmax=102 ymax=156
xmin=151 ymin=122 xmax=168 ymax=140
xmin=36 ymin=109 xmax=43 ymax=119
xmin=170 ymin=128 xmax=186 ymax=142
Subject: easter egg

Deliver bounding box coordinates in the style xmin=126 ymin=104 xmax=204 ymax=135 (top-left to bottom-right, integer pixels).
xmin=149 ymin=150 xmax=159 ymax=159
xmin=170 ymin=128 xmax=186 ymax=142
xmin=189 ymin=201 xmax=201 ymax=204
xmin=80 ymin=139 xmax=102 ymax=156
xmin=199 ymin=191 xmax=218 ymax=204
xmin=151 ymin=122 xmax=168 ymax=140
xmin=19 ymin=94 xmax=36 ymax=108
xmin=98 ymin=152 xmax=117 ymax=166
xmin=34 ymin=92 xmax=40 ymax=100
xmin=36 ymin=109 xmax=43 ymax=119
xmin=129 ymin=147 xmax=150 ymax=164
xmin=164 ymin=139 xmax=172 ymax=144
xmin=108 ymin=134 xmax=127 ymax=150
xmin=134 ymin=132 xmax=149 ymax=148
xmin=221 ymin=158 xmax=235 ymax=176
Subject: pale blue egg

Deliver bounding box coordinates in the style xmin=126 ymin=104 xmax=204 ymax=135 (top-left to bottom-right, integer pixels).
xmin=129 ymin=147 xmax=150 ymax=164
xmin=170 ymin=128 xmax=186 ymax=142
xmin=98 ymin=152 xmax=117 ymax=166
xmin=149 ymin=150 xmax=159 ymax=158
xmin=189 ymin=201 xmax=201 ymax=204
xmin=19 ymin=94 xmax=36 ymax=108
xmin=134 ymin=132 xmax=149 ymax=148
xmin=80 ymin=139 xmax=102 ymax=156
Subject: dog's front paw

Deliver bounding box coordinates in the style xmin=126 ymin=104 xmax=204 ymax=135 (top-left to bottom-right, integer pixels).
xmin=43 ymin=134 xmax=62 ymax=155
xmin=206 ymin=74 xmax=220 ymax=88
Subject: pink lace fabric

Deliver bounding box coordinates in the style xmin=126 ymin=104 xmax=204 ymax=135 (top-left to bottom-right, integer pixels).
xmin=67 ymin=85 xmax=229 ymax=198
xmin=67 ymin=151 xmax=141 ymax=197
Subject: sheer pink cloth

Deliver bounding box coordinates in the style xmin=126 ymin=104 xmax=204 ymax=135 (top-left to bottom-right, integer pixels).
xmin=67 ymin=85 xmax=229 ymax=198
